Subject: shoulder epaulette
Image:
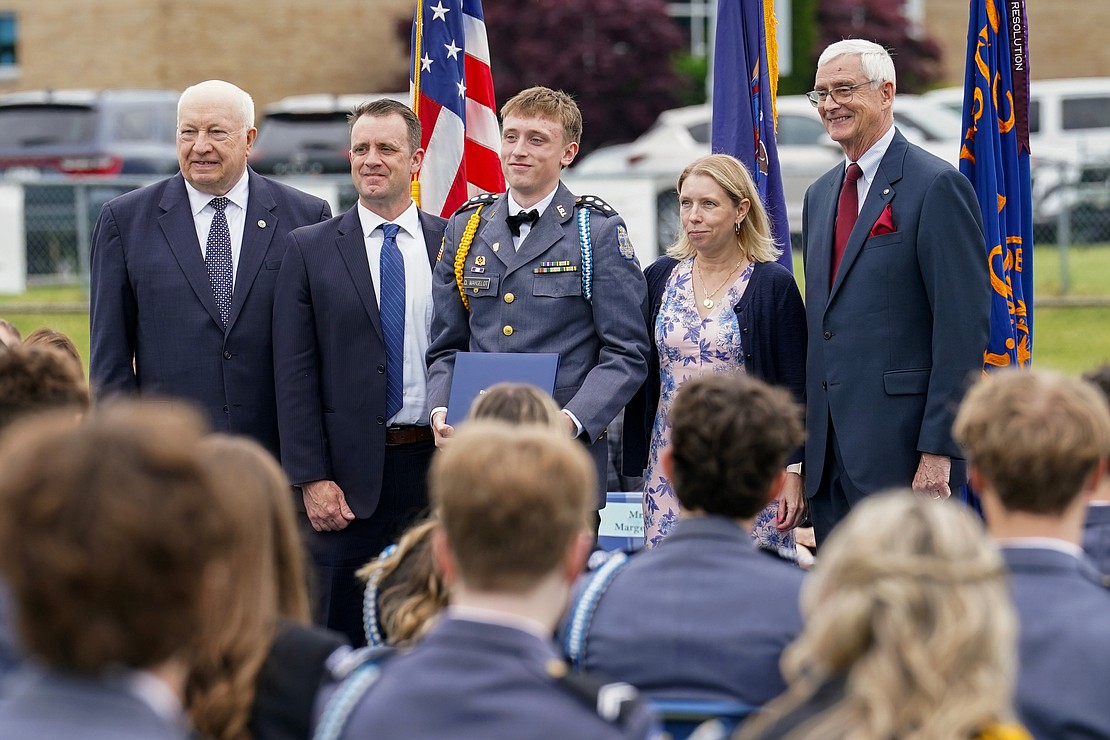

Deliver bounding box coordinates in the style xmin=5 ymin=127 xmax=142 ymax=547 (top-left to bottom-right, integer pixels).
xmin=315 ymin=645 xmax=394 ymax=740
xmin=454 ymin=192 xmax=500 ymax=215
xmin=575 ymin=195 xmax=618 ymax=216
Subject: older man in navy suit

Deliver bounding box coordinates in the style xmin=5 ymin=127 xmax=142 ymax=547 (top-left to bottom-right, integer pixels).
xmin=90 ymin=80 xmax=331 ymax=458
xmin=955 ymin=369 xmax=1110 ymax=739
xmin=801 ymin=40 xmax=990 ymax=544
xmin=561 ymin=374 xmax=806 ymax=709
xmin=273 ymin=99 xmax=446 ymax=645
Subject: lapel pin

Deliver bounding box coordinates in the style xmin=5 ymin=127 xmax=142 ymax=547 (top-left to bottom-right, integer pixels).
xmin=556 ymin=204 xmax=567 ymax=218
xmin=492 ymin=242 xmax=500 ymax=252
xmin=475 ymin=255 xmax=486 ymax=266
xmin=882 ymin=189 xmax=890 ymax=196
xmin=257 ymin=219 xmax=267 ymax=228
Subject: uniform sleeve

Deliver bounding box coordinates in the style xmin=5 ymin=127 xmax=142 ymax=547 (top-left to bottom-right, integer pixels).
xmin=425 ymin=214 xmax=472 ymax=410
xmin=563 ymin=214 xmax=651 ymax=440
xmin=89 ymin=202 xmax=139 ymax=398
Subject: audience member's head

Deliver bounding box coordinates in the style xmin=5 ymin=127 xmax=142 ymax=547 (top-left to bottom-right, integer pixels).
xmin=429 ymin=421 xmax=593 ymax=603
xmin=0 ymin=403 xmax=230 ymax=678
xmin=467 ymin=382 xmax=563 ymax=428
xmin=741 ymin=493 xmax=1018 ymax=740
xmin=667 ymin=373 xmax=804 ymax=520
xmin=357 ymin=518 xmax=446 ymax=647
xmin=0 ymin=319 xmax=20 ymax=348
xmin=23 ymin=327 xmax=83 ymax=377
xmin=187 ymin=433 xmax=312 ymax=739
xmin=0 ymin=344 xmax=89 ymax=432
xmin=954 ymin=369 xmax=1110 ymax=517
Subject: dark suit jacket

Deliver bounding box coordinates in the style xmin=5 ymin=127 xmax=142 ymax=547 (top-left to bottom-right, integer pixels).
xmin=1082 ymin=504 xmax=1110 ymax=579
xmin=561 ymin=516 xmax=804 ymax=706
xmin=89 ymin=170 xmax=331 ymax=458
xmin=1003 ymin=546 xmax=1110 ymax=739
xmin=273 ymin=206 xmax=446 ymax=517
xmin=802 ymin=130 xmax=990 ymax=499
xmin=623 ymin=257 xmax=807 ymax=476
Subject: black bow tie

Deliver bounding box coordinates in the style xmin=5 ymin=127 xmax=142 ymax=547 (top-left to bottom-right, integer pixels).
xmin=507 ymin=209 xmax=539 ymax=237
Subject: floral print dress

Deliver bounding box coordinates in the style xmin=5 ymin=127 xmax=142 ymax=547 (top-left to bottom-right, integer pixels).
xmin=642 ymin=257 xmax=795 ymax=558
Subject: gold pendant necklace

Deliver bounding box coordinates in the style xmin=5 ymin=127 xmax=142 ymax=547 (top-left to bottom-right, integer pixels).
xmin=695 ymin=257 xmax=745 ymax=310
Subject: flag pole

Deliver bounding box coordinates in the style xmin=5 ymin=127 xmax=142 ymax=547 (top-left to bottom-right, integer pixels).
xmin=410 ymin=0 xmax=423 ymax=205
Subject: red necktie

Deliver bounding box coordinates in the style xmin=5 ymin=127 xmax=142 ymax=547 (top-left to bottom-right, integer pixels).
xmin=831 ymin=162 xmax=863 ymax=285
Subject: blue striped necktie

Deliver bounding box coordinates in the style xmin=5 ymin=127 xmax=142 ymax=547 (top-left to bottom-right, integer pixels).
xmin=379 ymin=223 xmax=405 ymax=419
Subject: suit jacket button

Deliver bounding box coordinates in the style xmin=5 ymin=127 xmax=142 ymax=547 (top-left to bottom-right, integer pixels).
xmin=823 ymin=331 xmax=832 ymax=340
xmin=222 ymin=404 xmax=229 ymax=413
xmin=376 ymin=415 xmax=385 ymax=425
xmin=377 ymin=364 xmax=386 ymax=374
xmin=223 ymin=350 xmax=232 ymax=359
xmin=503 ymin=325 xmax=514 ymax=336
xmin=504 ymin=292 xmax=515 ymax=304
xmin=822 ymin=381 xmax=828 ymax=389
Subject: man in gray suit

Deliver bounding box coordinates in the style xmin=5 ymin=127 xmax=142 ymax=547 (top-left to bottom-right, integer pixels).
xmin=426 ymin=86 xmax=650 ymax=505
xmin=802 ymin=40 xmax=990 ymax=544
xmin=954 ymin=369 xmax=1110 ymax=739
xmin=0 ymin=403 xmax=232 ymax=739
xmin=561 ymin=374 xmax=806 ymax=708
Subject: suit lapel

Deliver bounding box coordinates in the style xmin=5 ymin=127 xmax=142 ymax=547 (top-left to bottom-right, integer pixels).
xmin=157 ymin=175 xmax=225 ymax=330
xmin=336 ymin=207 xmax=384 ymax=340
xmin=228 ymin=169 xmax=278 ymax=331
xmin=476 ymin=197 xmax=514 ymax=270
xmin=418 ymin=210 xmax=445 ymax=267
xmin=807 ymin=169 xmax=840 ymax=308
xmin=828 ymin=132 xmax=907 ymax=303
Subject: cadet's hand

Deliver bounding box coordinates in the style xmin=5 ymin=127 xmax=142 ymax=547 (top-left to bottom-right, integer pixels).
xmin=431 ymin=409 xmax=454 ymax=448
xmin=302 ymin=479 xmax=356 ymax=532
xmin=912 ymin=453 xmax=952 ymax=500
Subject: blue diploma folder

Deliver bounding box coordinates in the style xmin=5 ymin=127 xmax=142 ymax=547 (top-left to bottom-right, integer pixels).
xmin=446 ymin=352 xmax=560 ymax=425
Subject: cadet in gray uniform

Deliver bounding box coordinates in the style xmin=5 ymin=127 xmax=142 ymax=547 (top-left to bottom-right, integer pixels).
xmin=313 ymin=421 xmax=661 ymax=740
xmin=426 ymin=86 xmax=650 ymax=504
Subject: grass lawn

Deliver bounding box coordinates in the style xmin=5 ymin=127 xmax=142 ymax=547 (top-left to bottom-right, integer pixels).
xmin=1 ymin=243 xmax=1108 ymax=379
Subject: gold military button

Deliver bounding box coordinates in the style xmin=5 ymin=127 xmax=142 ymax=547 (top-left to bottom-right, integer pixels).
xmin=504 ymin=292 xmax=515 ymax=304
xmin=503 ymin=325 xmax=514 ymax=336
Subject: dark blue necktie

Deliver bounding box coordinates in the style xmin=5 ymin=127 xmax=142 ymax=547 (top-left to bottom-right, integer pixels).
xmin=205 ymin=196 xmax=233 ymax=327
xmin=379 ymin=223 xmax=405 ymax=419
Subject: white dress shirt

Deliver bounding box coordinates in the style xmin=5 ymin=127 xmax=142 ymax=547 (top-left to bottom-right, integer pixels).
xmin=357 ymin=200 xmax=433 ymax=426
xmin=842 ymin=122 xmax=897 ymax=214
xmin=185 ymin=170 xmax=250 ymax=283
xmin=507 ymin=186 xmax=558 ymax=250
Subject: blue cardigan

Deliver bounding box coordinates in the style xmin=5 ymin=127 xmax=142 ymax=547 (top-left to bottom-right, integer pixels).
xmin=622 ymin=256 xmax=807 ymax=475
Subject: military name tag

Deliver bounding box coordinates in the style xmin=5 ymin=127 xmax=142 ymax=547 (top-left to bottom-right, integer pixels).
xmin=461 ymin=277 xmax=491 ymax=290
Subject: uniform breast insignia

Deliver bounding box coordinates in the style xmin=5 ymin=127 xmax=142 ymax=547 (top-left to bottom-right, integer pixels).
xmin=616 ymin=225 xmax=635 ymax=261
xmin=534 ymin=260 xmax=579 ymax=274
xmin=462 ymin=277 xmax=491 ymax=290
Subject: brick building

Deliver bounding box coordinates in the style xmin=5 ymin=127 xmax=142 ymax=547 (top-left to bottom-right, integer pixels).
xmin=0 ymin=0 xmax=413 ymax=113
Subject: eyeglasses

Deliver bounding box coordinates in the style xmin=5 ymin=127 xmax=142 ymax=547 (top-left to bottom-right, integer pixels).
xmin=178 ymin=128 xmax=240 ymax=143
xmin=806 ymin=80 xmax=875 ymax=107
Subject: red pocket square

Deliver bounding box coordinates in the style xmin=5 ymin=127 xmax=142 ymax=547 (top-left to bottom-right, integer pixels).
xmin=869 ymin=204 xmax=896 ymax=236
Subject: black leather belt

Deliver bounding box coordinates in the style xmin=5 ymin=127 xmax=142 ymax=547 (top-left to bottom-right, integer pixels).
xmin=385 ymin=425 xmax=434 ymax=446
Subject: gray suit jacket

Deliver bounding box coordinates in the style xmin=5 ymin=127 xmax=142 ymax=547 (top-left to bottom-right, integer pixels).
xmin=426 ymin=183 xmax=650 ymax=501
xmin=1002 ymin=546 xmax=1110 ymax=739
xmin=802 ymin=130 xmax=990 ymax=498
xmin=0 ymin=669 xmax=188 ymax=740
xmin=90 ymin=169 xmax=331 ymax=458
xmin=561 ymin=516 xmax=804 ymax=705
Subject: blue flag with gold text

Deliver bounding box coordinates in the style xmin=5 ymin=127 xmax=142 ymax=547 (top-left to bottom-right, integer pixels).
xmin=959 ymin=0 xmax=1033 ymax=370
xmin=712 ymin=0 xmax=792 ymax=269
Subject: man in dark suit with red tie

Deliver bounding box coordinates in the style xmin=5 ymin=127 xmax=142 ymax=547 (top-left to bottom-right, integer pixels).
xmin=801 ymin=40 xmax=990 ymax=544
xmin=273 ymin=99 xmax=446 ymax=644
xmin=90 ymin=80 xmax=332 ymax=459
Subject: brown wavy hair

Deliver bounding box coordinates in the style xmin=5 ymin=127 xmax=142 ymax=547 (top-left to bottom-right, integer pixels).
xmin=186 ymin=434 xmax=312 ymax=740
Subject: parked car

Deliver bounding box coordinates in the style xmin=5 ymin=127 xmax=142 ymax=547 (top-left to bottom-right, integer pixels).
xmin=0 ymin=89 xmax=180 ymax=176
xmin=249 ymin=92 xmax=408 ymax=176
xmin=926 ymin=79 xmax=1110 ymax=240
xmin=573 ymin=95 xmax=964 ymax=238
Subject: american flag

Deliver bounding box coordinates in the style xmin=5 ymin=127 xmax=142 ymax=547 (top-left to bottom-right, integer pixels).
xmin=410 ymin=0 xmax=505 ymax=218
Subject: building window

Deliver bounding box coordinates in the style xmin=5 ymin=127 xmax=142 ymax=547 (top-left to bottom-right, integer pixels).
xmin=0 ymin=13 xmax=16 ymax=69
xmin=668 ymin=0 xmax=713 ymax=57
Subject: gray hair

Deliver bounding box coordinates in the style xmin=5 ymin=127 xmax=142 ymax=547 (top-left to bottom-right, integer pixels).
xmin=178 ymin=80 xmax=256 ymax=129
xmin=817 ymin=39 xmax=897 ymax=92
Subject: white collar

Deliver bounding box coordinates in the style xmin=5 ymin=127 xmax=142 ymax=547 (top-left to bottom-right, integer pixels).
xmin=845 ymin=122 xmax=896 ymax=186
xmin=356 ymin=199 xmax=422 ymax=239
xmin=185 ymin=169 xmax=249 ymax=216
xmin=507 ymin=185 xmax=559 ymax=218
